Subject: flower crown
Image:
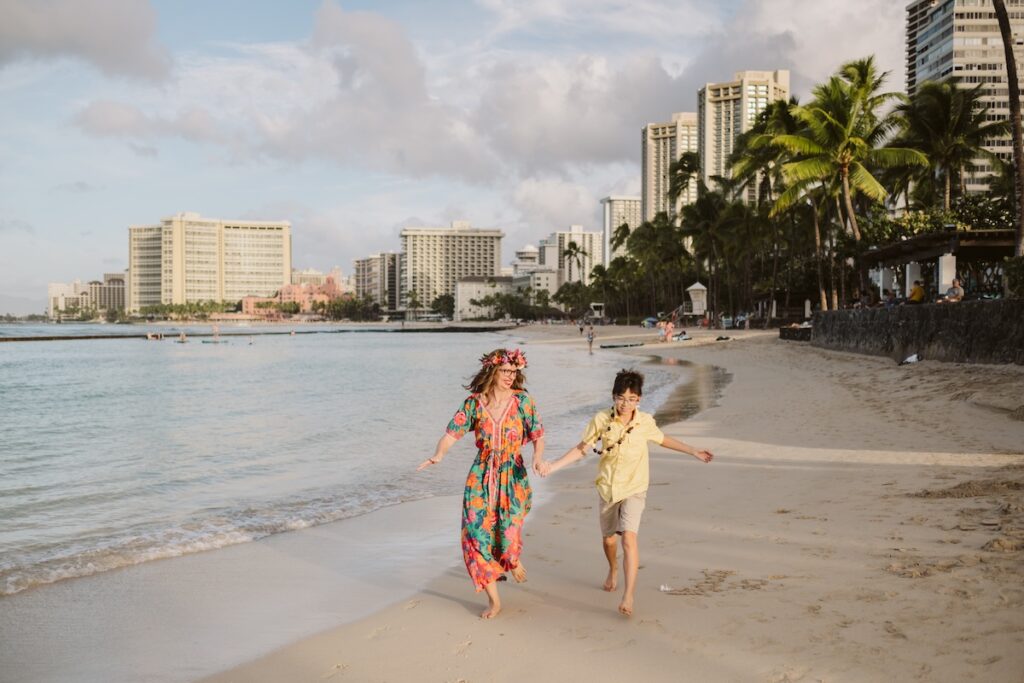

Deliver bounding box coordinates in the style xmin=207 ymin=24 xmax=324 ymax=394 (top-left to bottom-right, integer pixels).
xmin=480 ymin=348 xmax=527 ymax=370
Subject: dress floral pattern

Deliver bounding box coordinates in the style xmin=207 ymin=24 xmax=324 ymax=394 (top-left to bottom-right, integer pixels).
xmin=446 ymin=390 xmax=544 ymax=591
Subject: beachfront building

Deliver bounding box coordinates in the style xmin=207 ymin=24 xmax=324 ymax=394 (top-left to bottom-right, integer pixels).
xmin=47 ymin=280 xmax=89 ymax=319
xmin=641 ymin=114 xmax=698 ymax=222
xmin=240 ymin=276 xmax=346 ymax=317
xmin=454 ymin=276 xmax=514 ymax=321
xmin=354 ymin=252 xmax=402 ymax=311
xmin=453 ymin=270 xmax=558 ymax=321
xmin=600 ymin=196 xmax=642 ymax=265
xmin=89 ymin=273 xmax=125 ymax=312
xmin=46 ymin=273 xmax=125 ymax=319
xmin=399 ymin=221 xmax=502 ymax=311
xmin=512 ymin=244 xmax=541 ymax=274
xmin=698 ymin=70 xmax=790 ymax=203
xmin=537 ymin=225 xmax=604 ymax=286
xmin=127 ymin=212 xmax=291 ymax=311
xmin=906 ymin=0 xmax=1024 ymax=193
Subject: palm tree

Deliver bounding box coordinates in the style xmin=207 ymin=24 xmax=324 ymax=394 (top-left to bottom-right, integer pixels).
xmin=893 ymin=80 xmax=1008 ymax=210
xmin=773 ymin=58 xmax=926 ymax=244
xmin=771 ymin=58 xmax=927 ymax=298
xmin=667 ymin=151 xmax=701 ymax=219
xmin=993 ymin=0 xmax=1024 ymax=256
xmin=562 ymin=241 xmax=588 ymax=284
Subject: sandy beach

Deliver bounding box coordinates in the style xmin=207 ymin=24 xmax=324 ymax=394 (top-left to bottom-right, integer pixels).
xmin=195 ymin=326 xmax=1024 ymax=683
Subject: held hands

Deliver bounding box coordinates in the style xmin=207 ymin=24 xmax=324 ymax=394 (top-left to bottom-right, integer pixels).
xmin=532 ymin=459 xmax=552 ymax=477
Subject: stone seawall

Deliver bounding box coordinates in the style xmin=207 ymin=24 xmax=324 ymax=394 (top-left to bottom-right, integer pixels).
xmin=811 ymin=300 xmax=1024 ymax=365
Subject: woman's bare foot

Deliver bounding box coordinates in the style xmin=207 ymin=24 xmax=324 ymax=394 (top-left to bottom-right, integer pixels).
xmin=603 ymin=569 xmax=617 ymax=592
xmin=510 ymin=563 xmax=527 ymax=583
xmin=481 ymin=598 xmax=501 ymax=618
xmin=481 ymin=582 xmax=502 ymax=618
xmin=618 ymin=595 xmax=634 ymax=616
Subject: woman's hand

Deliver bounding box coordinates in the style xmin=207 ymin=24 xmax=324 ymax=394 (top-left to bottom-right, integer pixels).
xmin=532 ymin=459 xmax=550 ymax=477
xmin=417 ymin=455 xmax=443 ymax=471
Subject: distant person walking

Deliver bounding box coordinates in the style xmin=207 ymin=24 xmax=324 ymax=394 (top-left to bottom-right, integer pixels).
xmin=417 ymin=348 xmax=545 ymax=619
xmin=586 ymin=324 xmax=595 ymax=354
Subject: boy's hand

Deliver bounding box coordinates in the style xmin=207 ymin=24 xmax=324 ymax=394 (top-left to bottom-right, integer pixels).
xmin=694 ymin=450 xmax=713 ymax=463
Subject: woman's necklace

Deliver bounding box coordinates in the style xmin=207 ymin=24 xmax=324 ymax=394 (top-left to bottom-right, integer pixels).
xmin=592 ymin=407 xmax=635 ymax=456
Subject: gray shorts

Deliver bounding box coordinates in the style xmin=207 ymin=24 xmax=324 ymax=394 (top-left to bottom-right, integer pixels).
xmin=599 ymin=492 xmax=646 ymax=537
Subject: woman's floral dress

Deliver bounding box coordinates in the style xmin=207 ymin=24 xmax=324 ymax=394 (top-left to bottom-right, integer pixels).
xmin=446 ymin=390 xmax=544 ymax=591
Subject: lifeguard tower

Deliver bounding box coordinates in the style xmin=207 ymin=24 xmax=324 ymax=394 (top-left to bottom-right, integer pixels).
xmin=687 ymin=282 xmax=707 ymax=316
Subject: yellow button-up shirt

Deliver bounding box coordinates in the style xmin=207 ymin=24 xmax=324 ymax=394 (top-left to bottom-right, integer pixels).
xmin=581 ymin=409 xmax=665 ymax=503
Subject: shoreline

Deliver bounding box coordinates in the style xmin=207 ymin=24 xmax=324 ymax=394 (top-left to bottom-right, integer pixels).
xmin=0 ymin=327 xmax=712 ymax=683
xmin=201 ymin=328 xmax=1024 ymax=683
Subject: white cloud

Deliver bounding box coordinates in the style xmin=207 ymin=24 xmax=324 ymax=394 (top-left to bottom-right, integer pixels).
xmin=0 ymin=0 xmax=170 ymax=81
xmin=74 ymin=100 xmax=224 ymax=145
xmin=511 ymin=177 xmax=597 ymax=233
xmin=476 ymin=0 xmax=724 ymax=40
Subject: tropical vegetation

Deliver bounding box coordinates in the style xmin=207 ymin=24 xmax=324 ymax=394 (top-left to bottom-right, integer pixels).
xmin=541 ymin=53 xmax=1024 ymax=324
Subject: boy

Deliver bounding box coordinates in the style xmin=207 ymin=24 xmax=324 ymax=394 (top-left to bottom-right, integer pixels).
xmin=539 ymin=369 xmax=713 ymax=616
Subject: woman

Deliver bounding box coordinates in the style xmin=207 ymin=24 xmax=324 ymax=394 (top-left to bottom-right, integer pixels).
xmin=417 ymin=348 xmax=545 ymax=618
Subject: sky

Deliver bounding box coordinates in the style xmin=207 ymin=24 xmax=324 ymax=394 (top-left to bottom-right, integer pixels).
xmin=0 ymin=0 xmax=907 ymax=315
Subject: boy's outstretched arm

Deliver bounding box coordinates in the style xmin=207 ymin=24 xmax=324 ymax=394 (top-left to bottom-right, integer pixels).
xmin=660 ymin=435 xmax=714 ymax=463
xmin=540 ymin=441 xmax=589 ymax=477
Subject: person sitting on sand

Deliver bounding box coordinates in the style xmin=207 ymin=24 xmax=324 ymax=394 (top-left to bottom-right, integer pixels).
xmin=537 ymin=369 xmax=713 ymax=616
xmin=417 ymin=348 xmax=546 ymax=619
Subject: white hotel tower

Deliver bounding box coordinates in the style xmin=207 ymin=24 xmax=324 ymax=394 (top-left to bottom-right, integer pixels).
xmin=641 ymin=112 xmax=698 ymax=222
xmin=698 ymin=70 xmax=790 ymax=203
xmin=399 ymin=221 xmax=503 ymax=308
xmin=128 ymin=212 xmax=291 ymax=311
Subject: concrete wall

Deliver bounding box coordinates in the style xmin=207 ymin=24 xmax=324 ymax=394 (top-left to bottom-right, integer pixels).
xmin=811 ymin=300 xmax=1024 ymax=365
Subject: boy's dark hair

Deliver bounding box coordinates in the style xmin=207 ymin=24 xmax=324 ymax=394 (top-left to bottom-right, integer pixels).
xmin=612 ymin=369 xmax=644 ymax=396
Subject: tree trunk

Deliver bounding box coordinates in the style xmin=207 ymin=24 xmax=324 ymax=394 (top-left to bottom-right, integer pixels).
xmin=993 ymin=0 xmax=1024 ymax=256
xmin=944 ymin=169 xmax=951 ymax=211
xmin=764 ymin=236 xmax=780 ymax=329
xmin=812 ymin=204 xmax=828 ymax=312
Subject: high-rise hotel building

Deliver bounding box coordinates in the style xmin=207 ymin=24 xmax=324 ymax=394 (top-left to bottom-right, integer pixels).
xmin=906 ymin=0 xmax=1024 ymax=192
xmin=600 ymin=196 xmax=642 ymax=266
xmin=354 ymin=252 xmax=402 ymax=311
xmin=537 ymin=224 xmax=604 ymax=286
xmin=698 ymin=70 xmax=790 ymax=203
xmin=399 ymin=221 xmax=502 ymax=307
xmin=128 ymin=212 xmax=291 ymax=311
xmin=641 ymin=112 xmax=698 ymax=222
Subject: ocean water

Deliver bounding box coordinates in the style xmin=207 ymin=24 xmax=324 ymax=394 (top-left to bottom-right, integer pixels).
xmin=0 ymin=326 xmax=684 ymax=597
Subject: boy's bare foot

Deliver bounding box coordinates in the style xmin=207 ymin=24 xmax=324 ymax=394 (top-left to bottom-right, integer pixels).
xmin=618 ymin=595 xmax=634 ymax=616
xmin=603 ymin=569 xmax=617 ymax=592
xmin=510 ymin=563 xmax=527 ymax=583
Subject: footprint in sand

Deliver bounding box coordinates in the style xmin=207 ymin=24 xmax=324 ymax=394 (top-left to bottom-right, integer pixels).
xmin=884 ymin=621 xmax=908 ymax=639
xmin=321 ymin=663 xmax=347 ymax=679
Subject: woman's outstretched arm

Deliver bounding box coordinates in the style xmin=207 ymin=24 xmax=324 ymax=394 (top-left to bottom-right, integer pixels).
xmin=417 ymin=433 xmax=458 ymax=471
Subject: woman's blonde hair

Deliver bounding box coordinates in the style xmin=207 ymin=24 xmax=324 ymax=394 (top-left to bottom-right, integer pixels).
xmin=465 ymin=348 xmax=527 ymax=394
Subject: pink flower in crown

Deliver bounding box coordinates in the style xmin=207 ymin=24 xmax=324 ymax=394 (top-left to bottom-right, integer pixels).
xmin=453 ymin=411 xmax=467 ymax=426
xmin=505 ymin=348 xmax=527 ymax=369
